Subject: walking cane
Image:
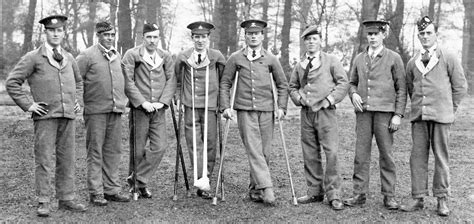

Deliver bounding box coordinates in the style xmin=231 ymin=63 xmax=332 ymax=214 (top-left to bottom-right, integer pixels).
xmin=269 ymin=66 xmax=298 ymax=206
xmin=212 ymin=66 xmax=240 ymax=206
xmin=191 ymin=67 xmax=211 ymax=191
xmin=171 ymin=98 xmax=191 ymax=200
xmin=130 ymin=108 xmax=139 ymax=201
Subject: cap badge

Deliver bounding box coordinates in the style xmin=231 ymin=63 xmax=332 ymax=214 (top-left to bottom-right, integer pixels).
xmin=250 ymin=22 xmax=257 ymax=27
xmin=198 ymin=25 xmax=203 ymax=29
xmin=51 ymin=19 xmax=58 ymax=24
xmin=153 ymin=24 xmax=158 ymax=29
xmin=424 ymin=17 xmax=430 ymax=22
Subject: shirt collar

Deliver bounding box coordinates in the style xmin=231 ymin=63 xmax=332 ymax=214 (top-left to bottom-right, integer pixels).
xmin=305 ymin=51 xmax=320 ymax=60
xmin=45 ymin=41 xmax=62 ymax=55
xmin=423 ymin=43 xmax=437 ymax=55
xmin=98 ymin=43 xmax=116 ymax=53
xmin=368 ymin=45 xmax=384 ymax=57
xmin=193 ymin=49 xmax=208 ymax=61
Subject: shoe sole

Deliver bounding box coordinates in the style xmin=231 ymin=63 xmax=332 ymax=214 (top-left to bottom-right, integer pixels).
xmin=91 ymin=201 xmax=108 ymax=206
xmin=37 ymin=213 xmax=49 ymax=217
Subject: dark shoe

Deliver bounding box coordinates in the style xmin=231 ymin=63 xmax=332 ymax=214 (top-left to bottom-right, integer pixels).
xmin=383 ymin=196 xmax=399 ymax=210
xmin=58 ymin=200 xmax=87 ymax=212
xmin=400 ymin=198 xmax=424 ymax=212
xmin=37 ymin=202 xmax=50 ymax=217
xmin=330 ymin=199 xmax=344 ymax=210
xmin=343 ymin=194 xmax=366 ymax=206
xmin=249 ymin=190 xmax=263 ymax=202
xmin=297 ymin=195 xmax=324 ymax=204
xmin=437 ymin=197 xmax=450 ymax=216
xmin=262 ymin=187 xmax=275 ymax=204
xmin=139 ymin=187 xmax=153 ymax=199
xmin=104 ymin=192 xmax=131 ymax=202
xmin=90 ymin=194 xmax=108 ymax=206
xmin=197 ymin=189 xmax=212 ymax=200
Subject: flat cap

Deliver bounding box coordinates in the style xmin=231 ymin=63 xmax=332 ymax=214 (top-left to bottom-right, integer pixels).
xmin=187 ymin=21 xmax=215 ymax=34
xmin=96 ymin=21 xmax=114 ymax=33
xmin=417 ymin=16 xmax=433 ymax=31
xmin=240 ymin=19 xmax=267 ymax=32
xmin=362 ymin=20 xmax=389 ymax=32
xmin=301 ymin=25 xmax=320 ymax=39
xmin=143 ymin=23 xmax=159 ymax=34
xmin=39 ymin=15 xmax=68 ymax=29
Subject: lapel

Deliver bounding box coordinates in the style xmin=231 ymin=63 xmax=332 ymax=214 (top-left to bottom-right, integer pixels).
xmin=139 ymin=45 xmax=164 ymax=71
xmin=370 ymin=47 xmax=385 ymax=68
xmin=41 ymin=44 xmax=63 ymax=70
xmin=415 ymin=49 xmax=440 ymax=76
xmin=96 ymin=44 xmax=118 ymax=62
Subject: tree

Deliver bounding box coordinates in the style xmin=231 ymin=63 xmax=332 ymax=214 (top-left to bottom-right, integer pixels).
xmin=110 ymin=0 xmax=118 ymax=27
xmin=297 ymin=0 xmax=312 ymax=57
xmin=279 ymin=0 xmax=292 ymax=73
xmin=350 ymin=0 xmax=382 ymax=67
xmin=156 ymin=0 xmax=168 ymax=50
xmin=262 ymin=0 xmax=269 ymax=49
xmin=22 ymin=0 xmax=37 ymax=54
xmin=215 ymin=0 xmax=238 ymax=57
xmin=134 ymin=0 xmax=147 ymax=46
xmin=462 ymin=0 xmax=474 ymax=93
xmin=384 ymin=0 xmax=409 ymax=64
xmin=146 ymin=0 xmax=157 ymax=24
xmin=118 ymin=0 xmax=134 ymax=53
xmin=86 ymin=1 xmax=97 ymax=47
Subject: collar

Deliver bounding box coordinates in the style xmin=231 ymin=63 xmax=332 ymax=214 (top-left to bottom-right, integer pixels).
xmin=98 ymin=43 xmax=116 ymax=53
xmin=246 ymin=46 xmax=262 ymax=61
xmin=45 ymin=41 xmax=62 ymax=55
xmin=193 ymin=49 xmax=208 ymax=63
xmin=368 ymin=45 xmax=384 ymax=57
xmin=422 ymin=43 xmax=437 ymax=55
xmin=305 ymin=51 xmax=320 ymax=60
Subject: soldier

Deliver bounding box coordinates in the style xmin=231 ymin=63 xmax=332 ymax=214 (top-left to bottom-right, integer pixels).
xmin=220 ymin=19 xmax=288 ymax=204
xmin=122 ymin=23 xmax=177 ymax=198
xmin=76 ymin=21 xmax=130 ymax=206
xmin=5 ymin=15 xmax=87 ymax=217
xmin=343 ymin=20 xmax=407 ymax=210
xmin=174 ymin=21 xmax=226 ymax=198
xmin=288 ymin=25 xmax=348 ymax=210
xmin=399 ymin=16 xmax=467 ymax=216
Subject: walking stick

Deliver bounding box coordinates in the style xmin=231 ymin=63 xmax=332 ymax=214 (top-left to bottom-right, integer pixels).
xmin=171 ymin=98 xmax=191 ymax=200
xmin=130 ymin=108 xmax=139 ymax=201
xmin=269 ymin=66 xmax=298 ymax=206
xmin=212 ymin=66 xmax=240 ymax=206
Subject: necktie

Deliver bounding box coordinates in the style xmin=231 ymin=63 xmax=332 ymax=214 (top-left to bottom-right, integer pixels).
xmin=52 ymin=48 xmax=63 ymax=63
xmin=198 ymin=54 xmax=202 ymax=64
xmin=108 ymin=50 xmax=115 ymax=58
xmin=301 ymin=57 xmax=314 ymax=87
xmin=252 ymin=50 xmax=256 ymax=58
xmin=421 ymin=51 xmax=430 ymax=67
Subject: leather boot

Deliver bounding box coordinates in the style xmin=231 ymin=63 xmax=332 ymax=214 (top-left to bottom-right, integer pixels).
xmin=343 ymin=194 xmax=366 ymax=206
xmin=383 ymin=196 xmax=399 ymax=210
xmin=399 ymin=198 xmax=424 ymax=212
xmin=437 ymin=197 xmax=450 ymax=216
xmin=37 ymin=202 xmax=50 ymax=217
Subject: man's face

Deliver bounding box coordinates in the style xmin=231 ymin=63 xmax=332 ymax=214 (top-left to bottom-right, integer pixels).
xmin=192 ymin=33 xmax=209 ymax=51
xmin=418 ymin=24 xmax=437 ymax=49
xmin=366 ymin=30 xmax=385 ymax=49
xmin=245 ymin=31 xmax=264 ymax=48
xmin=97 ymin=29 xmax=116 ymax=49
xmin=304 ymin=34 xmax=321 ymax=54
xmin=143 ymin=30 xmax=160 ymax=52
xmin=45 ymin=27 xmax=65 ymax=47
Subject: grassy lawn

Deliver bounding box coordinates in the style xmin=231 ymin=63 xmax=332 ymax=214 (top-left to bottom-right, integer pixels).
xmin=0 ymin=95 xmax=473 ymax=222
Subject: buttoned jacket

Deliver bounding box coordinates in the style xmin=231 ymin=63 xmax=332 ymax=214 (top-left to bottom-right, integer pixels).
xmin=76 ymin=44 xmax=127 ymax=114
xmin=349 ymin=47 xmax=407 ymax=115
xmin=6 ymin=44 xmax=83 ymax=120
xmin=289 ymin=52 xmax=349 ymax=112
xmin=406 ymin=47 xmax=467 ymax=123
xmin=175 ymin=48 xmax=225 ymax=110
xmin=122 ymin=45 xmax=176 ymax=108
xmin=219 ymin=48 xmax=288 ymax=112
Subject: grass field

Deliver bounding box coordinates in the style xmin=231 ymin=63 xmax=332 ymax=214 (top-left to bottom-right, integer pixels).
xmin=0 ymin=95 xmax=473 ymax=222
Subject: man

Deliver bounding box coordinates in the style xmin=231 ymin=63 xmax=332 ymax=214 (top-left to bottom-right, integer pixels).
xmin=288 ymin=25 xmax=348 ymax=210
xmin=5 ymin=15 xmax=87 ymax=217
xmin=344 ymin=20 xmax=406 ymax=210
xmin=122 ymin=23 xmax=177 ymax=198
xmin=76 ymin=21 xmax=130 ymax=206
xmin=220 ymin=19 xmax=288 ymax=205
xmin=399 ymin=16 xmax=467 ymax=216
xmin=174 ymin=21 xmax=226 ymax=199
